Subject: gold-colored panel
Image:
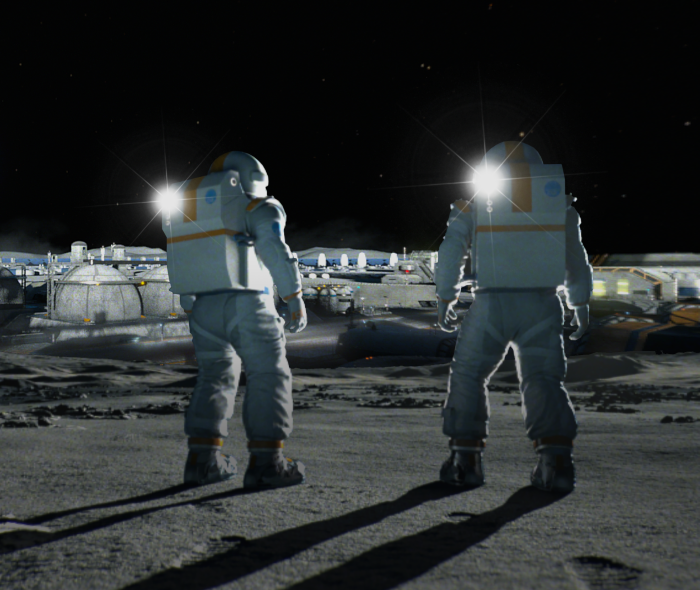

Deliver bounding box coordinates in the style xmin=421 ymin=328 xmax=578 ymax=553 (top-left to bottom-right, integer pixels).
xmin=183 ymin=177 xmax=204 ymax=222
xmin=503 ymin=141 xmax=525 ymax=162
xmin=209 ymin=152 xmax=230 ymax=173
xmin=670 ymin=308 xmax=700 ymax=326
xmin=454 ymin=199 xmax=471 ymax=212
xmin=509 ymin=162 xmax=532 ymax=212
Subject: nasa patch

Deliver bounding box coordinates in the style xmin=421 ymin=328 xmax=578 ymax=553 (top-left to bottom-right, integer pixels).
xmin=544 ymin=181 xmax=561 ymax=197
xmin=205 ymin=189 xmax=217 ymax=204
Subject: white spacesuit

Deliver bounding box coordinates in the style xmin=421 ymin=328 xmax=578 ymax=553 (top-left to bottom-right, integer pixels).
xmin=161 ymin=151 xmax=307 ymax=489
xmin=435 ymin=141 xmax=593 ymax=492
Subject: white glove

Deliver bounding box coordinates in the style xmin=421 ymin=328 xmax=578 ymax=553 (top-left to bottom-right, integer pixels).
xmin=286 ymin=295 xmax=307 ymax=333
xmin=437 ymin=300 xmax=459 ymax=332
xmin=569 ymin=304 xmax=589 ymax=340
xmin=180 ymin=294 xmax=196 ymax=314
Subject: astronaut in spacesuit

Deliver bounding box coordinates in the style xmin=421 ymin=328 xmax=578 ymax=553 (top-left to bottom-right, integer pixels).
xmin=161 ymin=151 xmax=307 ymax=489
xmin=435 ymin=141 xmax=592 ymax=493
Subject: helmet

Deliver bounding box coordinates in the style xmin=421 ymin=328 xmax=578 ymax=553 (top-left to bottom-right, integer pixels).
xmin=480 ymin=141 xmax=543 ymax=167
xmin=209 ymin=152 xmax=269 ymax=198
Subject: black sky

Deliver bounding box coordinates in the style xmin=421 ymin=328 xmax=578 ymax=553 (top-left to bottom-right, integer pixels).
xmin=1 ymin=3 xmax=696 ymax=256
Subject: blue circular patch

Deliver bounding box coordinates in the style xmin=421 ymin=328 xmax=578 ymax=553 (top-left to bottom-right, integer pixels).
xmin=205 ymin=189 xmax=217 ymax=204
xmin=544 ymin=180 xmax=561 ymax=197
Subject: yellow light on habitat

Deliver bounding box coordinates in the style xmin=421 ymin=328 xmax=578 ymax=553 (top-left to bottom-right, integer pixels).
xmin=593 ymin=280 xmax=607 ymax=297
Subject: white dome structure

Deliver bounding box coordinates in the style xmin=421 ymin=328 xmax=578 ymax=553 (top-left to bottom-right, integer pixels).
xmin=319 ymin=287 xmax=331 ymax=311
xmin=302 ymin=287 xmax=319 ymax=305
xmin=328 ymin=288 xmax=338 ymax=313
xmin=54 ymin=264 xmax=142 ymax=323
xmin=139 ymin=265 xmax=185 ymax=317
xmin=335 ymin=285 xmax=354 ymax=315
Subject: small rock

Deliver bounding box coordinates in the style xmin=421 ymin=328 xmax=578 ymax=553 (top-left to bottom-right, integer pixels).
xmin=660 ymin=416 xmax=674 ymax=423
xmin=1 ymin=418 xmax=39 ymax=428
xmin=294 ymin=402 xmax=320 ymax=410
xmin=674 ymin=416 xmax=695 ymax=423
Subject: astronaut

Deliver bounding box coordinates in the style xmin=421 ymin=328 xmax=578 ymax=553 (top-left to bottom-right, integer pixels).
xmin=435 ymin=141 xmax=592 ymax=493
xmin=161 ymin=151 xmax=307 ymax=489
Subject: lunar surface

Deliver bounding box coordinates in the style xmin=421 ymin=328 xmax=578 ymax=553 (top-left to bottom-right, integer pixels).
xmin=1 ymin=349 xmax=699 ymax=589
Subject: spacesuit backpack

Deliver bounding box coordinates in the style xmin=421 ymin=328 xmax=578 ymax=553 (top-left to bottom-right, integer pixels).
xmin=161 ymin=152 xmax=274 ymax=296
xmin=473 ymin=141 xmax=567 ymax=290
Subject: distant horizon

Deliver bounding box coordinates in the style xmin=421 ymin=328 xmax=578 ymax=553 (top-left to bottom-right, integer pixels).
xmin=3 ymin=247 xmax=700 ymax=262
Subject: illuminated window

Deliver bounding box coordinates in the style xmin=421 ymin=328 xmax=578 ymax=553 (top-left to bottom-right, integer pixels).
xmin=617 ymin=279 xmax=629 ymax=295
xmin=593 ymin=280 xmax=606 ymax=297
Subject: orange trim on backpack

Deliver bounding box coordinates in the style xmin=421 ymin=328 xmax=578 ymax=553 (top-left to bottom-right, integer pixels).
xmin=247 ymin=440 xmax=284 ymax=450
xmin=188 ymin=437 xmax=224 ymax=447
xmin=166 ymin=228 xmax=240 ymax=244
xmin=246 ymin=198 xmax=266 ymax=212
xmin=210 ymin=153 xmax=231 ymax=173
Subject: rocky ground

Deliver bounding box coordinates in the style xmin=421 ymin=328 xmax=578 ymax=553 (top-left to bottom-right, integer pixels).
xmin=1 ymin=350 xmax=700 ymax=589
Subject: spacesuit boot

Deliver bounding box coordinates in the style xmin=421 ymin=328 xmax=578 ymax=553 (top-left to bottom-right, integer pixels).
xmin=439 ymin=439 xmax=485 ymax=487
xmin=530 ymin=437 xmax=575 ymax=493
xmin=184 ymin=437 xmax=237 ymax=486
xmin=243 ymin=441 xmax=306 ymax=489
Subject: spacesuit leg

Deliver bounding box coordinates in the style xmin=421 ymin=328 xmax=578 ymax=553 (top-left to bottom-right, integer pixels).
xmin=513 ymin=292 xmax=577 ymax=441
xmin=185 ymin=293 xmax=242 ymax=439
xmin=224 ymin=291 xmax=293 ymax=442
xmin=443 ymin=294 xmax=511 ymax=440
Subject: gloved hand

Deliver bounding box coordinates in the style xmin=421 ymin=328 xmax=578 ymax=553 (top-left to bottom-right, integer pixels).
xmin=286 ymin=295 xmax=307 ymax=333
xmin=180 ymin=294 xmax=196 ymax=314
xmin=437 ymin=299 xmax=459 ymax=332
xmin=569 ymin=304 xmax=589 ymax=340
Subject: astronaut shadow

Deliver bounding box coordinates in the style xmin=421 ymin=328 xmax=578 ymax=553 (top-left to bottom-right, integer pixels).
xmin=2 ymin=484 xmax=257 ymax=556
xmin=119 ymin=481 xmax=471 ymax=590
xmin=286 ymin=486 xmax=567 ymax=590
xmin=25 ymin=483 xmax=195 ymax=525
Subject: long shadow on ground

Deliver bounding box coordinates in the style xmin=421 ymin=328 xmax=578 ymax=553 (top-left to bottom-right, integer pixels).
xmin=23 ymin=484 xmax=194 ymax=525
xmin=121 ymin=485 xmax=563 ymax=590
xmin=116 ymin=482 xmax=466 ymax=589
xmin=1 ymin=482 xmax=464 ymax=575
xmin=0 ymin=485 xmax=255 ymax=554
xmin=286 ymin=486 xmax=565 ymax=589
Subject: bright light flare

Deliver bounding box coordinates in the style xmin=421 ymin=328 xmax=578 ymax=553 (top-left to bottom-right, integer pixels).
xmin=157 ymin=188 xmax=180 ymax=212
xmin=473 ymin=165 xmax=502 ymax=197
